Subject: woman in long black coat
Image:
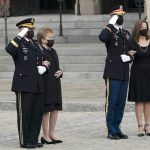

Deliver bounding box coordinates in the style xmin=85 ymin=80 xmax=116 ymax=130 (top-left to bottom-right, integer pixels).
xmin=37 ymin=27 xmax=63 ymax=144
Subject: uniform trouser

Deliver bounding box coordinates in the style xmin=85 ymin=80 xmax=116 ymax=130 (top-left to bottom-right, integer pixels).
xmin=15 ymin=92 xmax=43 ymax=146
xmin=105 ymin=78 xmax=128 ymax=135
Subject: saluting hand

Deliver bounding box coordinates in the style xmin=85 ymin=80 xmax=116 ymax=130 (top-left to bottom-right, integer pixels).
xmin=54 ymin=70 xmax=63 ymax=78
xmin=109 ymin=15 xmax=118 ymax=25
xmin=18 ymin=28 xmax=28 ymax=38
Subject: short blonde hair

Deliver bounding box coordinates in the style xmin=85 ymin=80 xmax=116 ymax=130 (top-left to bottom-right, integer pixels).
xmin=37 ymin=27 xmax=53 ymax=43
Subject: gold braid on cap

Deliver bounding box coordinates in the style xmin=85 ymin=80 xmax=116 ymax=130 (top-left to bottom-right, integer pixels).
xmin=18 ymin=23 xmax=34 ymax=28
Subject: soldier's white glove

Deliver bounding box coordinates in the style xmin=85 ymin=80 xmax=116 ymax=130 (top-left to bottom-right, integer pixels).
xmin=18 ymin=28 xmax=28 ymax=38
xmin=109 ymin=15 xmax=118 ymax=25
xmin=37 ymin=66 xmax=46 ymax=75
xmin=120 ymin=54 xmax=131 ymax=62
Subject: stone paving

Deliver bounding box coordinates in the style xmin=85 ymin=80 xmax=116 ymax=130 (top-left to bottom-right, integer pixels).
xmin=0 ymin=111 xmax=150 ymax=150
xmin=0 ymin=79 xmax=135 ymax=112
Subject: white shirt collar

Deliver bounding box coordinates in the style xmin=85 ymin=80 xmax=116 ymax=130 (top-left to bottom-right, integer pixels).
xmin=114 ymin=24 xmax=123 ymax=31
xmin=24 ymin=37 xmax=30 ymax=41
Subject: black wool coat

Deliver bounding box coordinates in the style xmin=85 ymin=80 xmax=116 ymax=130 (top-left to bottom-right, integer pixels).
xmin=40 ymin=46 xmax=62 ymax=105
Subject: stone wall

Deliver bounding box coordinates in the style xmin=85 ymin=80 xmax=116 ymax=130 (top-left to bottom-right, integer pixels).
xmin=145 ymin=0 xmax=150 ymax=21
xmin=75 ymin=0 xmax=101 ymax=15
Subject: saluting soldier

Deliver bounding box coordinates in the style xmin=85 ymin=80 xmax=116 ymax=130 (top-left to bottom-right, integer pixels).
xmin=99 ymin=6 xmax=134 ymax=140
xmin=6 ymin=18 xmax=49 ymax=148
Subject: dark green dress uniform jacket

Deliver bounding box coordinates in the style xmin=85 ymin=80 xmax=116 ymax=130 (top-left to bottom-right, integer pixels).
xmin=6 ymin=37 xmax=44 ymax=93
xmin=99 ymin=24 xmax=132 ymax=81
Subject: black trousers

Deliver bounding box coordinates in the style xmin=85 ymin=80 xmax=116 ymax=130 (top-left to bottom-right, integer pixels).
xmin=15 ymin=92 xmax=43 ymax=146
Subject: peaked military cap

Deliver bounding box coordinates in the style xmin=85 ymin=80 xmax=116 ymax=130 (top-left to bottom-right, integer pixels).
xmin=16 ymin=18 xmax=35 ymax=29
xmin=109 ymin=5 xmax=125 ymax=16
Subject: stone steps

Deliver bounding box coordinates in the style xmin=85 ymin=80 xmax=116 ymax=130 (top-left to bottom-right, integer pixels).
xmin=0 ymin=43 xmax=106 ymax=77
xmin=0 ymin=78 xmax=105 ymax=101
xmin=0 ymin=55 xmax=106 ymax=64
xmin=0 ymin=43 xmax=106 ymax=55
xmin=0 ymin=63 xmax=105 ymax=72
xmin=0 ymin=79 xmax=134 ymax=112
xmin=0 ymin=14 xmax=139 ymax=23
xmin=0 ymin=14 xmax=137 ymax=111
xmin=0 ymin=21 xmax=135 ymax=30
xmin=0 ymin=35 xmax=101 ymax=44
xmin=0 ymin=72 xmax=104 ymax=80
xmin=0 ymin=101 xmax=135 ymax=112
xmin=0 ymin=14 xmax=140 ymax=43
xmin=0 ymin=29 xmax=103 ymax=36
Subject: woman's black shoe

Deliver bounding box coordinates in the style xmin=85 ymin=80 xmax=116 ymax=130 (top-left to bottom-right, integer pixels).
xmin=144 ymin=124 xmax=150 ymax=136
xmin=137 ymin=125 xmax=145 ymax=137
xmin=41 ymin=137 xmax=55 ymax=144
xmin=51 ymin=139 xmax=63 ymax=143
xmin=138 ymin=133 xmax=145 ymax=137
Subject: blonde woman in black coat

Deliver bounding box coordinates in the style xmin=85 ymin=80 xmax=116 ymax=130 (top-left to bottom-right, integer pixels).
xmin=37 ymin=27 xmax=63 ymax=144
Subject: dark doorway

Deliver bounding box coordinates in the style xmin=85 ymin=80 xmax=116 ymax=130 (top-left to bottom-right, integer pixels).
xmin=101 ymin=0 xmax=125 ymax=14
xmin=11 ymin=0 xmax=33 ymax=16
xmin=40 ymin=0 xmax=58 ymax=11
xmin=39 ymin=0 xmax=76 ymax=13
xmin=101 ymin=0 xmax=144 ymax=14
xmin=127 ymin=0 xmax=144 ymax=12
xmin=10 ymin=0 xmax=75 ymax=16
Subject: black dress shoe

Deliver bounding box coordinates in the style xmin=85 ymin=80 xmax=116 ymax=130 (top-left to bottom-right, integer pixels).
xmin=146 ymin=133 xmax=150 ymax=136
xmin=107 ymin=134 xmax=120 ymax=140
xmin=51 ymin=139 xmax=63 ymax=144
xmin=41 ymin=137 xmax=55 ymax=144
xmin=117 ymin=133 xmax=128 ymax=139
xmin=137 ymin=133 xmax=145 ymax=137
xmin=21 ymin=143 xmax=36 ymax=149
xmin=36 ymin=143 xmax=44 ymax=148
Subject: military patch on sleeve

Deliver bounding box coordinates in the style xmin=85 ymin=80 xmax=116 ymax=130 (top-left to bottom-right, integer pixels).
xmin=11 ymin=40 xmax=19 ymax=48
xmin=126 ymin=33 xmax=131 ymax=40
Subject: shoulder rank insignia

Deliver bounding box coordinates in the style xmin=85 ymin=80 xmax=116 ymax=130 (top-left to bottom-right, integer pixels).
xmin=11 ymin=40 xmax=18 ymax=48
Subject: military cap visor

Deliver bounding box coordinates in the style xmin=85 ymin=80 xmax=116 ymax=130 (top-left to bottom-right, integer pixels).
xmin=16 ymin=18 xmax=35 ymax=29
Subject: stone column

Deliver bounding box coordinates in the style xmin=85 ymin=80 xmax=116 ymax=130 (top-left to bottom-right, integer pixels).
xmin=75 ymin=0 xmax=101 ymax=15
xmin=0 ymin=0 xmax=10 ymax=16
xmin=145 ymin=0 xmax=150 ymax=22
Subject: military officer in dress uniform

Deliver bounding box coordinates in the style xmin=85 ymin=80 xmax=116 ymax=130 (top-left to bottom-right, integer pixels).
xmin=6 ymin=18 xmax=49 ymax=148
xmin=99 ymin=6 xmax=134 ymax=140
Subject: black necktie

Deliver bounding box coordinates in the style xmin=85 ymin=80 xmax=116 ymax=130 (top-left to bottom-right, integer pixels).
xmin=119 ymin=28 xmax=123 ymax=36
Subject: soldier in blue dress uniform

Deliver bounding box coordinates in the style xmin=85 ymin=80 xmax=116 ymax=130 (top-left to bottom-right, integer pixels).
xmin=99 ymin=6 xmax=134 ymax=140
